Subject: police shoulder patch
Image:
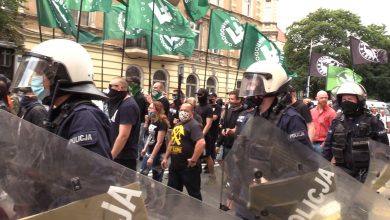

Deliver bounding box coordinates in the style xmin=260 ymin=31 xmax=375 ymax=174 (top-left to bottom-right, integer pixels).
xmin=69 ymin=130 xmax=98 ymax=146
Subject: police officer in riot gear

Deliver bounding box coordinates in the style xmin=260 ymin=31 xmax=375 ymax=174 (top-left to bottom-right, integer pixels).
xmin=12 ymin=39 xmax=112 ymax=159
xmin=323 ymin=82 xmax=389 ymax=182
xmin=238 ymin=61 xmax=311 ymax=147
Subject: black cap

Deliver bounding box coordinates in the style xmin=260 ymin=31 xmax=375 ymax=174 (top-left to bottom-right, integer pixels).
xmin=209 ymin=92 xmax=217 ymax=97
xmin=196 ymin=88 xmax=208 ymax=96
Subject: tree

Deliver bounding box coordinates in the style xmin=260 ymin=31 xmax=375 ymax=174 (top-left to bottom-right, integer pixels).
xmin=284 ymin=8 xmax=390 ymax=101
xmin=0 ymin=0 xmax=26 ymax=46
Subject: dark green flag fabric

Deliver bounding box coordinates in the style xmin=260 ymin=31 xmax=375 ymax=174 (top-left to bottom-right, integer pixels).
xmin=326 ymin=65 xmax=362 ymax=91
xmin=37 ymin=0 xmax=102 ymax=44
xmin=146 ymin=33 xmax=195 ymax=57
xmin=208 ymin=9 xmax=244 ymax=49
xmin=104 ymin=4 xmax=145 ymax=40
xmin=126 ymin=0 xmax=195 ymax=38
xmin=184 ymin=0 xmax=210 ymax=22
xmin=65 ymin=0 xmax=112 ymax=12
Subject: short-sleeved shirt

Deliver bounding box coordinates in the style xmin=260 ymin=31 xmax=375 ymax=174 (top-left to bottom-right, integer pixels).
xmin=169 ymin=118 xmax=204 ymax=171
xmin=147 ymin=120 xmax=168 ymax=154
xmin=292 ymin=100 xmax=313 ymax=123
xmin=311 ymin=105 xmax=336 ymax=142
xmin=195 ymin=104 xmax=213 ymax=128
xmin=57 ymin=103 xmax=112 ymax=159
xmin=110 ymin=97 xmax=140 ymax=159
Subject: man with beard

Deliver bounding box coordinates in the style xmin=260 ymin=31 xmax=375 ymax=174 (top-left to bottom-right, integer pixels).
xmin=195 ymin=88 xmax=215 ymax=182
xmin=108 ymin=77 xmax=140 ymax=171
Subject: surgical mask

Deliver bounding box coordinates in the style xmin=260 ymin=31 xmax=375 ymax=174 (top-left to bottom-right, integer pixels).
xmin=31 ymin=76 xmax=50 ymax=101
xmin=148 ymin=111 xmax=156 ymax=117
xmin=179 ymin=111 xmax=190 ymax=122
xmin=341 ymin=101 xmax=358 ymax=115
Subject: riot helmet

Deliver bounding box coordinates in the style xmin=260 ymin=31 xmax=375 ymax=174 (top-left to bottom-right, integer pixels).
xmin=239 ymin=61 xmax=290 ymax=98
xmin=12 ymin=39 xmax=107 ymax=105
xmin=336 ymin=82 xmax=367 ymax=106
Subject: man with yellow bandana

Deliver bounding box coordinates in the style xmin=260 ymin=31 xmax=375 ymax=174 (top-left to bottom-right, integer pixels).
xmin=161 ymin=103 xmax=205 ymax=200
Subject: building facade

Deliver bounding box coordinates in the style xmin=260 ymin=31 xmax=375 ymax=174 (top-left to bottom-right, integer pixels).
xmin=15 ymin=0 xmax=283 ymax=101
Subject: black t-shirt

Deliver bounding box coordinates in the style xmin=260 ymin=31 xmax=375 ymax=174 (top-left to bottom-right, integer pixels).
xmin=292 ymin=100 xmax=313 ymax=123
xmin=210 ymin=103 xmax=222 ymax=136
xmin=169 ymin=118 xmax=203 ymax=171
xmin=147 ymin=120 xmax=168 ymax=154
xmin=110 ymin=97 xmax=140 ymax=159
xmin=195 ymin=104 xmax=213 ymax=128
xmin=133 ymin=91 xmax=148 ymax=123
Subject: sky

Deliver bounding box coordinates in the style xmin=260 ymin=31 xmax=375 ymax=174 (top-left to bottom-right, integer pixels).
xmin=276 ymin=0 xmax=390 ymax=33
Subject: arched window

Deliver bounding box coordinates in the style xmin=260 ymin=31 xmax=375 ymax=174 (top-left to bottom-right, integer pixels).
xmin=206 ymin=77 xmax=217 ymax=93
xmin=126 ymin=65 xmax=142 ymax=79
xmin=153 ymin=70 xmax=168 ymax=92
xmin=186 ymin=74 xmax=198 ymax=97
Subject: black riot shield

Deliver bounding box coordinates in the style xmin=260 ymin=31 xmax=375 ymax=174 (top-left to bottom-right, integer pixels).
xmin=0 ymin=110 xmax=239 ymax=220
xmin=223 ymin=115 xmax=390 ymax=220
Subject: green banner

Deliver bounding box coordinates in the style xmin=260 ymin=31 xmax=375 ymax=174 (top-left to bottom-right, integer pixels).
xmin=147 ymin=33 xmax=195 ymax=57
xmin=208 ymin=9 xmax=244 ymax=49
xmin=326 ymin=66 xmax=363 ymax=91
xmin=184 ymin=0 xmax=210 ymax=22
xmin=65 ymin=0 xmax=112 ymax=12
xmin=103 ymin=4 xmax=145 ymax=40
xmin=37 ymin=0 xmax=102 ymax=44
xmin=238 ymin=24 xmax=296 ymax=77
xmin=126 ymin=0 xmax=195 ymax=38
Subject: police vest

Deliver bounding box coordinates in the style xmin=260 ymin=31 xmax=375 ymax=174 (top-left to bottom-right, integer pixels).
xmin=331 ymin=113 xmax=373 ymax=170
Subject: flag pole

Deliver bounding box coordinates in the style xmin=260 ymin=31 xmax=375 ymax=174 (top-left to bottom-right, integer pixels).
xmin=120 ymin=2 xmax=130 ymax=77
xmin=76 ymin=0 xmax=85 ymax=43
xmin=348 ymin=36 xmax=356 ymax=81
xmin=35 ymin=0 xmax=43 ymax=42
xmin=306 ymin=39 xmax=313 ymax=98
xmin=52 ymin=28 xmax=55 ymax=39
xmin=204 ymin=9 xmax=214 ymax=88
xmin=101 ymin=12 xmax=106 ymax=91
xmin=148 ymin=0 xmax=157 ymax=93
xmin=235 ymin=23 xmax=248 ymax=89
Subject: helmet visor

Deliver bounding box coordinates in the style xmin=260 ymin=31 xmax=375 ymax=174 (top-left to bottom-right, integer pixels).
xmin=239 ymin=72 xmax=270 ymax=97
xmin=11 ymin=53 xmax=53 ymax=91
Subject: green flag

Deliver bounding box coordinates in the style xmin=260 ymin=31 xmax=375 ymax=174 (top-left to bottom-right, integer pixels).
xmin=37 ymin=0 xmax=57 ymax=28
xmin=239 ymin=24 xmax=296 ymax=77
xmin=184 ymin=0 xmax=210 ymax=22
xmin=65 ymin=0 xmax=112 ymax=12
xmin=326 ymin=66 xmax=363 ymax=91
xmin=103 ymin=4 xmax=145 ymax=40
xmin=208 ymin=9 xmax=244 ymax=49
xmin=147 ymin=33 xmax=195 ymax=57
xmin=37 ymin=0 xmax=102 ymax=44
xmin=126 ymin=0 xmax=195 ymax=38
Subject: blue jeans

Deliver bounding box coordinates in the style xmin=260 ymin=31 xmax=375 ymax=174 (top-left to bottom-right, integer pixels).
xmin=312 ymin=142 xmax=323 ymax=154
xmin=140 ymin=153 xmax=164 ymax=182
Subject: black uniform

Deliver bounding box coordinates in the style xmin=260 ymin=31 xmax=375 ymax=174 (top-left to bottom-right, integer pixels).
xmin=323 ymin=111 xmax=389 ymax=182
xmin=51 ymin=98 xmax=112 ymax=159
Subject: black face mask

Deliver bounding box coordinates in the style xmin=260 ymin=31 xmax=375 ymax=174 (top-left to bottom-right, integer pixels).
xmin=197 ymin=95 xmax=208 ymax=105
xmin=245 ymin=96 xmax=263 ymax=109
xmin=107 ymin=89 xmax=128 ymax=117
xmin=341 ymin=100 xmax=358 ymax=115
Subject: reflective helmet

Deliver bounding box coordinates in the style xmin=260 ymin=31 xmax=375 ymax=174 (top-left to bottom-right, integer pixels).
xmin=336 ymin=82 xmax=367 ymax=106
xmin=12 ymin=39 xmax=106 ymax=101
xmin=239 ymin=61 xmax=290 ymax=97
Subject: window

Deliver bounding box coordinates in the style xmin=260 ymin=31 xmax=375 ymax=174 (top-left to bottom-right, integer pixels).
xmin=242 ymin=0 xmax=252 ymax=17
xmin=70 ymin=11 xmax=96 ymax=27
xmin=190 ymin=22 xmax=202 ymax=49
xmin=210 ymin=0 xmax=224 ymax=7
xmin=236 ymin=80 xmax=241 ymax=89
xmin=126 ymin=37 xmax=147 ymax=49
xmin=209 ymin=49 xmax=220 ymax=54
xmin=126 ymin=65 xmax=143 ymax=81
xmin=206 ymin=77 xmax=217 ymax=93
xmin=0 ymin=48 xmax=13 ymax=67
xmin=186 ymin=75 xmax=198 ymax=98
xmin=153 ymin=70 xmax=168 ymax=92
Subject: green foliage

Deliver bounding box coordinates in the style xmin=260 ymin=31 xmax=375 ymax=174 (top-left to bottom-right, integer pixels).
xmin=0 ymin=0 xmax=26 ymax=46
xmin=284 ymin=8 xmax=390 ymax=101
